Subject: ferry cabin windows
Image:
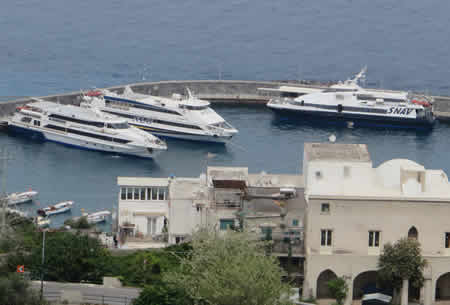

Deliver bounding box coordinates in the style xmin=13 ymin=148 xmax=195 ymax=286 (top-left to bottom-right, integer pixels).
xmin=107 ymin=122 xmax=128 ymax=129
xmin=21 ymin=117 xmax=32 ymax=123
xmin=120 ymin=187 xmax=167 ymax=201
xmin=368 ymin=231 xmax=380 ymax=247
xmin=445 ymin=233 xmax=450 ymax=248
xmin=48 ymin=114 xmax=104 ymax=128
xmin=33 ymin=120 xmax=41 ymax=126
xmin=321 ymin=229 xmax=332 ymax=246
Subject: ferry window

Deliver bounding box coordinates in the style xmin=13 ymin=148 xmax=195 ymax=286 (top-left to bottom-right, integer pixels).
xmin=321 ymin=203 xmax=330 ymax=213
xmin=140 ymin=188 xmax=146 ymax=200
xmin=158 ymin=188 xmax=165 ymax=200
xmin=185 ymin=105 xmax=207 ymax=110
xmin=133 ymin=188 xmax=140 ymax=200
xmin=105 ymin=97 xmax=181 ymax=115
xmin=445 ymin=233 xmax=450 ymax=248
xmin=120 ymin=187 xmax=126 ymax=200
xmin=127 ymin=188 xmax=133 ymax=200
xmin=152 ymin=187 xmax=158 ymax=200
xmin=369 ymin=231 xmax=380 ymax=247
xmin=321 ymin=229 xmax=332 ymax=246
xmin=107 ymin=122 xmax=128 ymax=129
xmin=48 ymin=114 xmax=104 ymax=128
xmin=21 ymin=117 xmax=32 ymax=123
xmin=147 ymin=188 xmax=152 ymax=200
xmin=34 ymin=120 xmax=40 ymax=126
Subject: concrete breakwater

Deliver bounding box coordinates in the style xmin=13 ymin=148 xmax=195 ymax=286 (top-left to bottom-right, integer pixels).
xmin=2 ymin=80 xmax=450 ymax=121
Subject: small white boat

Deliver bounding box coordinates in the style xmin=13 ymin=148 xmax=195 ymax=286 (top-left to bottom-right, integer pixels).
xmin=36 ymin=216 xmax=51 ymax=228
xmin=4 ymin=190 xmax=38 ymax=206
xmin=37 ymin=201 xmax=73 ymax=217
xmin=6 ymin=207 xmax=28 ymax=217
xmin=84 ymin=210 xmax=111 ymax=224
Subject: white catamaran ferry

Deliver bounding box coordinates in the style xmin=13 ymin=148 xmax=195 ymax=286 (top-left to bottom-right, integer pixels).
xmin=8 ymin=100 xmax=167 ymax=158
xmin=266 ymin=68 xmax=435 ymax=128
xmin=82 ymin=87 xmax=238 ymax=143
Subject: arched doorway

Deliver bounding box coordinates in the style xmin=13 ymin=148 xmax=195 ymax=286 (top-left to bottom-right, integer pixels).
xmin=353 ymin=271 xmax=379 ymax=299
xmin=317 ymin=269 xmax=338 ymax=299
xmin=408 ymin=226 xmax=418 ymax=240
xmin=436 ymin=272 xmax=450 ymax=300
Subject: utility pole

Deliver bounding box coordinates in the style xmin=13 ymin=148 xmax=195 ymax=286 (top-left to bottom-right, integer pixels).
xmin=1 ymin=148 xmax=13 ymax=235
xmin=40 ymin=229 xmax=46 ymax=301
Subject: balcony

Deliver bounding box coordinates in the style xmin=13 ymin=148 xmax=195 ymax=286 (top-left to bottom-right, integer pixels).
xmin=262 ymin=230 xmax=304 ymax=256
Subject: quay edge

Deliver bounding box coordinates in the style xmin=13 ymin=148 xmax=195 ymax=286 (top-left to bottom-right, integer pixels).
xmin=2 ymin=80 xmax=450 ymax=122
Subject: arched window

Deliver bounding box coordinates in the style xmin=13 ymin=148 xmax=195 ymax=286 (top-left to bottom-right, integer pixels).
xmin=408 ymin=226 xmax=418 ymax=240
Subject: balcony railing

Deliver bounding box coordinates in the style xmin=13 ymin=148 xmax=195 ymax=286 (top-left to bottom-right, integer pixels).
xmin=261 ymin=230 xmax=304 ymax=255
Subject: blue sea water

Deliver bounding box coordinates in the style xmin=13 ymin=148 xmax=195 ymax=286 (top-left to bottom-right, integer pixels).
xmin=1 ymin=0 xmax=450 ymax=227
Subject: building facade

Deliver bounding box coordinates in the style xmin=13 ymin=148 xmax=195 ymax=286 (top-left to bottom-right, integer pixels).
xmin=116 ymin=166 xmax=306 ymax=274
xmin=302 ymin=143 xmax=450 ymax=305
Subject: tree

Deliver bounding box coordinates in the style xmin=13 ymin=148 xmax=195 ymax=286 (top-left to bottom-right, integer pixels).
xmin=106 ymin=243 xmax=192 ymax=287
xmin=164 ymin=230 xmax=292 ymax=305
xmin=378 ymin=238 xmax=427 ymax=296
xmin=133 ymin=283 xmax=192 ymax=305
xmin=2 ymin=231 xmax=111 ymax=283
xmin=327 ymin=277 xmax=349 ymax=305
xmin=0 ymin=273 xmax=48 ymax=305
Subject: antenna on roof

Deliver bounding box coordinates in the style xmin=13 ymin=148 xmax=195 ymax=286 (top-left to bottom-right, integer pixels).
xmin=347 ymin=66 xmax=367 ymax=85
xmin=186 ymin=87 xmax=194 ymax=99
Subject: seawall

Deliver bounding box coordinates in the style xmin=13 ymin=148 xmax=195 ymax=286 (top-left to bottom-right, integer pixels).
xmin=2 ymin=80 xmax=450 ymax=121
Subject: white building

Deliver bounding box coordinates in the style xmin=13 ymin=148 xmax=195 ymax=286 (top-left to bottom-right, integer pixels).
xmin=116 ymin=142 xmax=450 ymax=305
xmin=302 ymin=143 xmax=450 ymax=305
xmin=116 ymin=166 xmax=306 ymax=262
xmin=117 ymin=177 xmax=169 ymax=247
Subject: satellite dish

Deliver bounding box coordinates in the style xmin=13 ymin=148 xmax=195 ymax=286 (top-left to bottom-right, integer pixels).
xmin=328 ymin=134 xmax=336 ymax=143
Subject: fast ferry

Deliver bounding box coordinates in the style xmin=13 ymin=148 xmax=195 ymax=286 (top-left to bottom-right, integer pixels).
xmin=8 ymin=100 xmax=167 ymax=158
xmin=266 ymin=68 xmax=435 ymax=129
xmin=82 ymin=87 xmax=238 ymax=143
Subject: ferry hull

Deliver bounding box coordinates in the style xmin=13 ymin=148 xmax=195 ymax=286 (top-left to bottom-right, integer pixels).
xmin=132 ymin=124 xmax=233 ymax=143
xmin=269 ymin=107 xmax=435 ymax=130
xmin=8 ymin=123 xmax=162 ymax=159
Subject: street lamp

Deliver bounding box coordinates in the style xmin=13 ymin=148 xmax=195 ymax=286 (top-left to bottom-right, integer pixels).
xmin=40 ymin=229 xmax=46 ymax=301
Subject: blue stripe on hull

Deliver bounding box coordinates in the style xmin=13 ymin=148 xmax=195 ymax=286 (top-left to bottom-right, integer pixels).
xmin=8 ymin=124 xmax=46 ymax=140
xmin=8 ymin=124 xmax=153 ymax=160
xmin=270 ymin=108 xmax=435 ymax=130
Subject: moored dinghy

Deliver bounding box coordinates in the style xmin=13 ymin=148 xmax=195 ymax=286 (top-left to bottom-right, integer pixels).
xmin=37 ymin=201 xmax=73 ymax=217
xmin=4 ymin=189 xmax=38 ymax=206
xmin=85 ymin=210 xmax=111 ymax=224
xmin=36 ymin=216 xmax=51 ymax=228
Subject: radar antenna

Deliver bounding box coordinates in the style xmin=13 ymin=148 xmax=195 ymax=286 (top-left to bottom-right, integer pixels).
xmin=347 ymin=66 xmax=367 ymax=85
xmin=186 ymin=87 xmax=194 ymax=99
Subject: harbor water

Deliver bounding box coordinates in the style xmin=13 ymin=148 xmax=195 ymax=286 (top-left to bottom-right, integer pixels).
xmin=1 ymin=104 xmax=450 ymax=228
xmin=1 ymin=0 xmax=450 ymax=227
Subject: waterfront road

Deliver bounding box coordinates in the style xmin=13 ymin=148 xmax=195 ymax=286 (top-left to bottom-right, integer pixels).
xmin=31 ymin=281 xmax=140 ymax=305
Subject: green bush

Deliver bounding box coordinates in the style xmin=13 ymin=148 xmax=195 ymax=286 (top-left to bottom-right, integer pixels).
xmin=327 ymin=277 xmax=348 ymax=305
